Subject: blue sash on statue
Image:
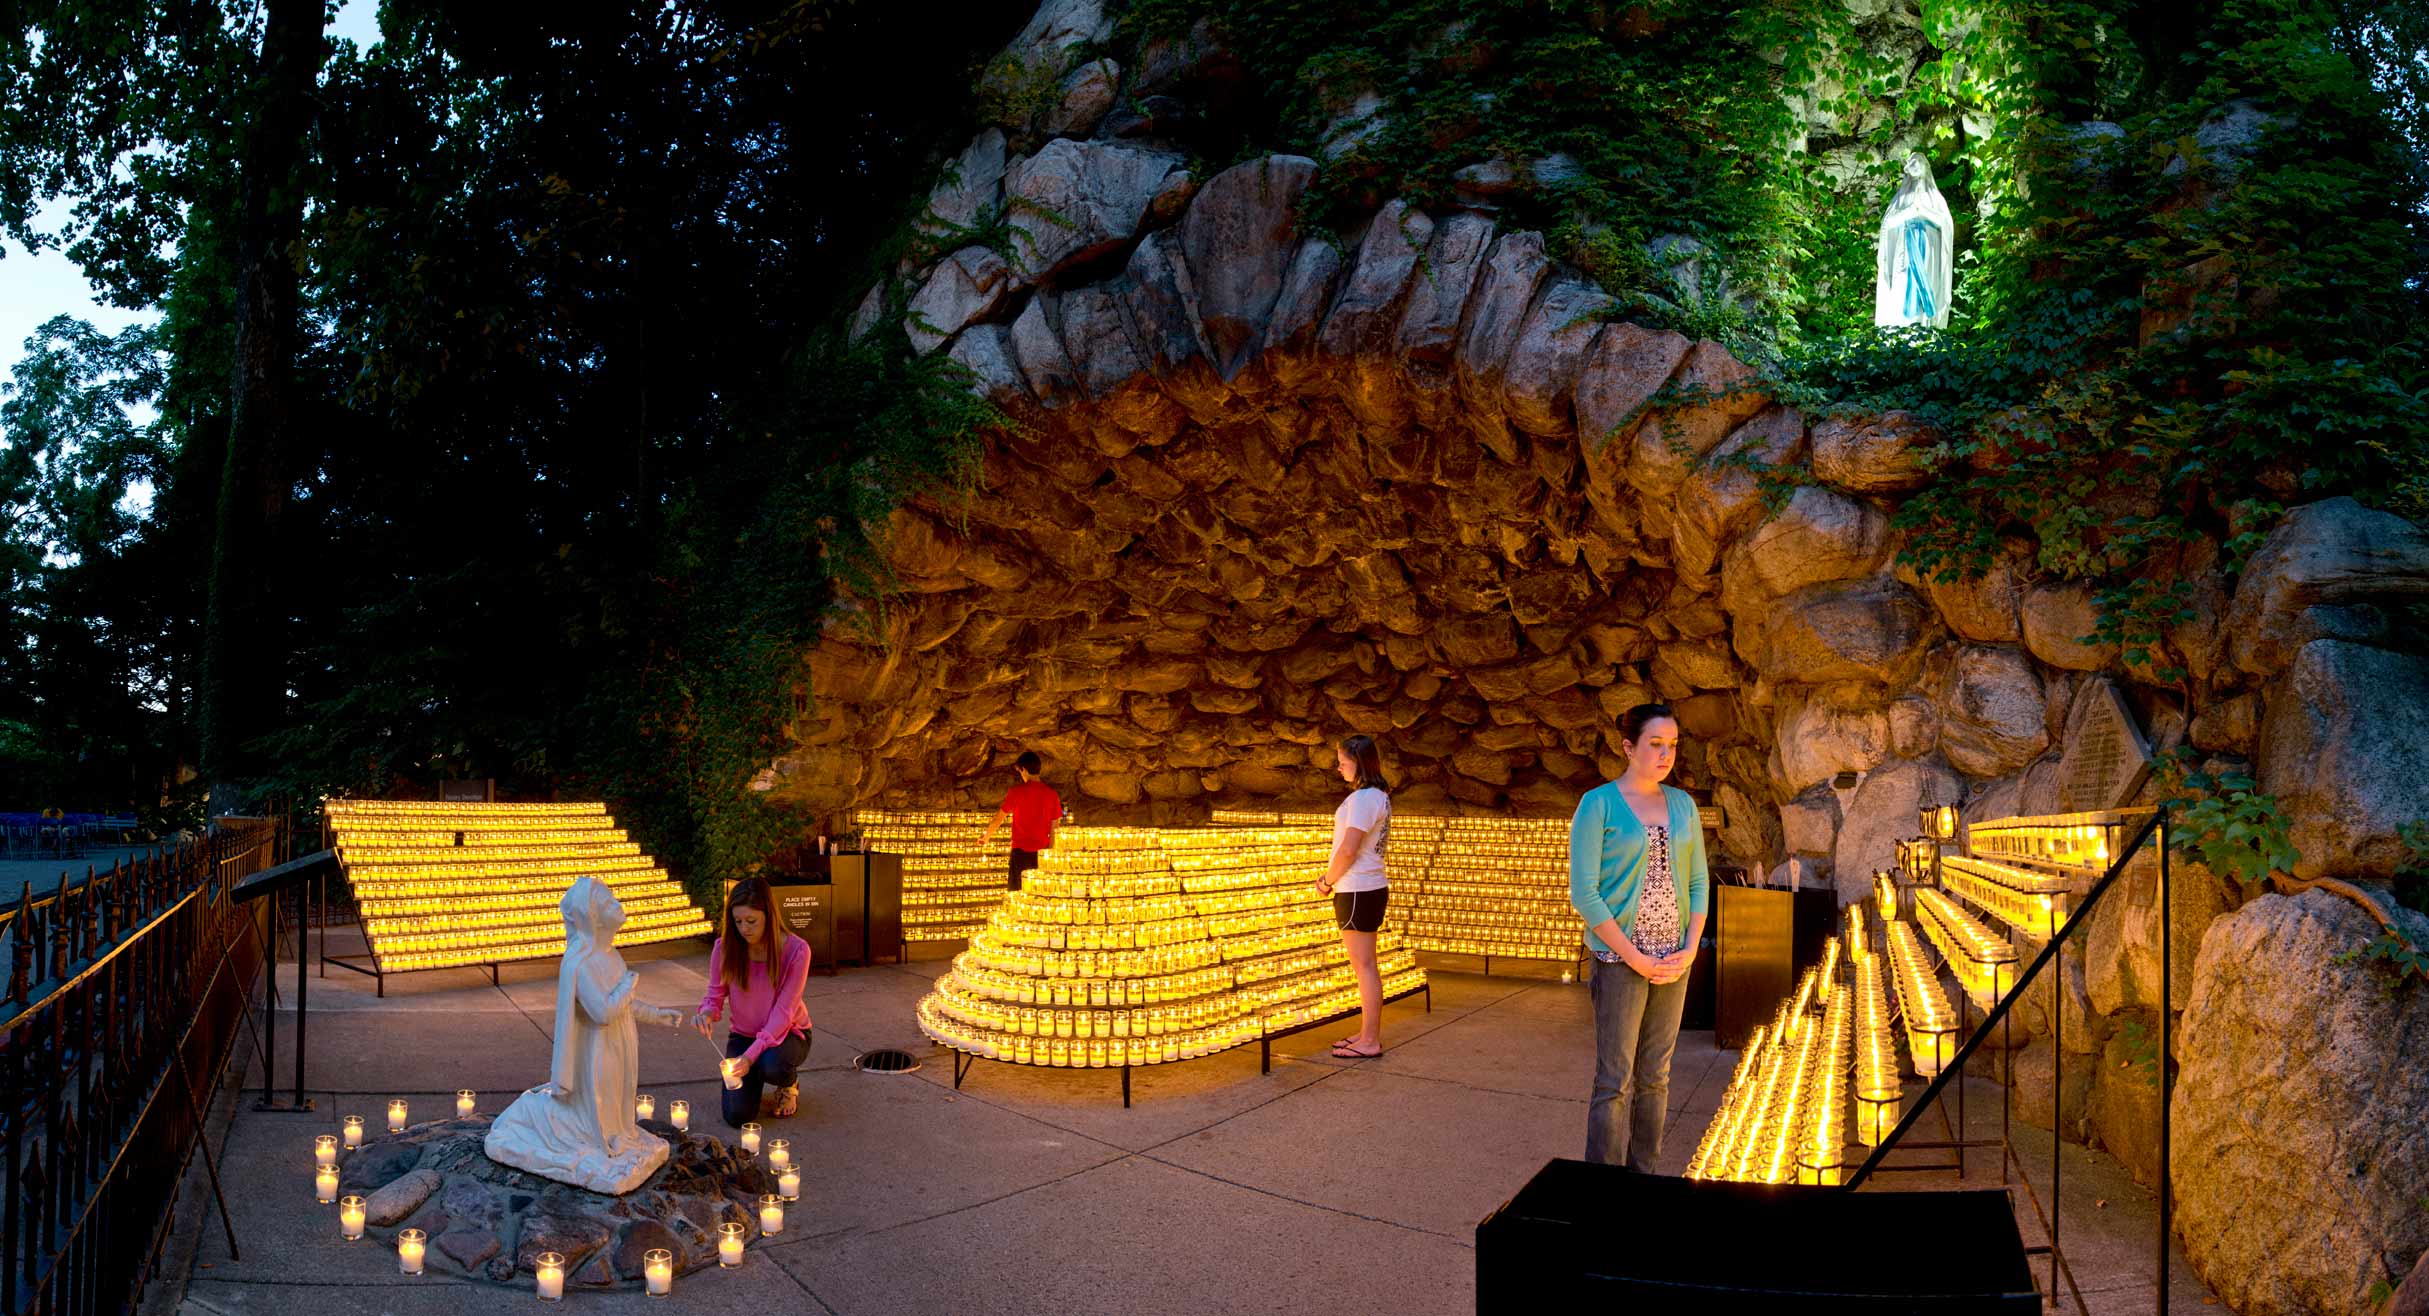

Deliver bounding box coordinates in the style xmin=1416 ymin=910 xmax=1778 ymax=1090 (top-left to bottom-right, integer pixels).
xmin=1901 ymin=218 xmax=1936 ymax=322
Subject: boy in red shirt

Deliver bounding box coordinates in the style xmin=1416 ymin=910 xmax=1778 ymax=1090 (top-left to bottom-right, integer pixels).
xmin=980 ymin=751 xmax=1060 ymax=891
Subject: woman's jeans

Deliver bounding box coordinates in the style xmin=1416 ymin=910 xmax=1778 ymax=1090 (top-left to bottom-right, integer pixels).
xmin=1585 ymin=956 xmax=1688 ymax=1171
xmin=722 ymin=1029 xmax=812 ymax=1126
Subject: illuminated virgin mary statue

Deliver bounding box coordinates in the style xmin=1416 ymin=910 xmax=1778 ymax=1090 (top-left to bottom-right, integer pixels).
xmin=1873 ymin=154 xmax=1953 ymax=330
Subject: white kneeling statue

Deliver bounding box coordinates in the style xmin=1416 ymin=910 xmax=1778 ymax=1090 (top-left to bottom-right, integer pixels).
xmin=485 ymin=876 xmax=688 ymax=1194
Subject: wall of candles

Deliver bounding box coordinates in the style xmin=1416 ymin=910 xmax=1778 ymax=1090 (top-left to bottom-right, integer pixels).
xmin=854 ymin=809 xmax=1012 ymax=943
xmin=915 ymin=825 xmax=1426 ymax=1070
xmin=326 ymin=800 xmax=714 ymax=974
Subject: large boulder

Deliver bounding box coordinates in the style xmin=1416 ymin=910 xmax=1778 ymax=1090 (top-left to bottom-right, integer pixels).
xmin=1832 ymin=755 xmax=1963 ymax=905
xmin=2221 ymin=496 xmax=2429 ymax=679
xmin=2008 ymin=1037 xmax=2092 ymax=1142
xmin=1501 ymin=279 xmax=1615 ymax=437
xmin=1003 ymin=140 xmax=1186 ymax=283
xmin=2257 ymin=639 xmax=2429 ymax=881
xmin=1453 ymin=232 xmax=1553 ymax=435
xmin=1918 ymin=550 xmax=2025 ymax=644
xmin=917 ymin=129 xmax=1009 ymax=240
xmin=1809 ymin=410 xmax=1938 ymax=494
xmin=1718 ymin=486 xmax=1889 ymax=619
xmin=1179 ymin=156 xmax=1319 ymax=379
xmin=1623 ymin=340 xmax=1768 ymax=500
xmin=1773 ymin=688 xmax=1889 ymax=795
xmin=1673 ymin=406 xmax=1807 ymax=580
xmin=1750 ymin=577 xmax=1935 ymax=689
xmin=2020 ymin=582 xmax=2120 ymax=672
xmin=2083 ymin=855 xmax=2235 ymax=1017
xmin=1573 ymin=322 xmax=1690 ymax=454
xmin=2173 ymin=889 xmax=2429 ymax=1316
xmin=1935 ymin=645 xmax=2049 ymax=779
xmin=1396 ymin=211 xmax=1496 ymax=370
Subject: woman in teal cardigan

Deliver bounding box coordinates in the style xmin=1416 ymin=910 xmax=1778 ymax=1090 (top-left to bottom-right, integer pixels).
xmin=1568 ymin=702 xmax=1709 ymax=1170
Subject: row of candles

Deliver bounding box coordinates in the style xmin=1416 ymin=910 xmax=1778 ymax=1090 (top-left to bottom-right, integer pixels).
xmin=358 ymin=882 xmax=677 ymax=917
xmin=341 ymin=842 xmax=641 ymax=866
xmin=326 ymin=801 xmax=606 ymax=818
xmin=343 ymin=858 xmax=667 ymax=885
xmin=367 ymin=906 xmax=710 ymax=955
xmin=335 ymin=826 xmax=631 ymax=846
xmin=1939 ymin=859 xmax=2073 ymax=940
xmin=376 ymin=919 xmax=713 ymax=973
xmin=1966 ymin=817 xmax=2120 ymax=870
xmin=1913 ymin=888 xmax=2021 ymax=1008
xmin=364 ymin=894 xmax=694 ymax=936
xmin=315 ymin=1090 xmax=799 ymax=1294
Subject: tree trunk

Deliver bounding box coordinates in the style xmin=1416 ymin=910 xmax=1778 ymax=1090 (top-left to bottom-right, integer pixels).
xmin=200 ymin=0 xmax=323 ymax=814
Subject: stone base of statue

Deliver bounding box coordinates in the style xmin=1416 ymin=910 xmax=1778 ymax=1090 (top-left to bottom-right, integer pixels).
xmin=337 ymin=1116 xmax=775 ymax=1286
xmin=484 ymin=1083 xmax=670 ymax=1194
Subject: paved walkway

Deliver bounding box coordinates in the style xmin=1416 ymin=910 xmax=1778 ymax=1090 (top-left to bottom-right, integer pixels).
xmin=167 ymin=934 xmax=2224 ymax=1315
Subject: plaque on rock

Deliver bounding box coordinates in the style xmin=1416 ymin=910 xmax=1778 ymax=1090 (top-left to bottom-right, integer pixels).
xmin=2058 ymin=679 xmax=2152 ymax=813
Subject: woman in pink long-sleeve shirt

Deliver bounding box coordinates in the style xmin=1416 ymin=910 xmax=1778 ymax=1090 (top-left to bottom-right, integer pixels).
xmin=691 ymin=878 xmax=814 ymax=1126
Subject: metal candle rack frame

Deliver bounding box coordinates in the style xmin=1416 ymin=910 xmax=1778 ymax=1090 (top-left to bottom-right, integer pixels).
xmin=945 ymin=981 xmax=1432 ymax=1109
xmin=1846 ymin=805 xmax=2173 ymax=1316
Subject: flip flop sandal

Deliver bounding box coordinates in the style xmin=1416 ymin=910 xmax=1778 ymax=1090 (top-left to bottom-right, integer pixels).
xmin=1330 ymin=1045 xmax=1383 ymax=1060
xmin=771 ymin=1085 xmax=799 ymax=1118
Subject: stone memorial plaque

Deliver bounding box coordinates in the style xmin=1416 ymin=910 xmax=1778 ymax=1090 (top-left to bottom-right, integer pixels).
xmin=2058 ymin=679 xmax=2152 ymax=813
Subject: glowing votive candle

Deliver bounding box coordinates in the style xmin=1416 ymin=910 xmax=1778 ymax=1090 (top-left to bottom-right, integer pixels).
xmin=765 ymin=1139 xmax=789 ymax=1171
xmin=720 ymin=1059 xmax=744 ymax=1091
xmin=644 ymin=1248 xmax=673 ymax=1296
xmin=398 ymin=1228 xmax=426 ymax=1275
xmin=636 ymin=1094 xmax=655 ymax=1121
xmin=739 ymin=1122 xmax=761 ymax=1154
xmin=342 ymin=1115 xmax=364 ymax=1149
xmin=759 ymin=1194 xmax=783 ymax=1236
xmin=669 ymin=1100 xmax=690 ymax=1132
xmin=315 ymin=1134 xmax=339 ymax=1168
xmin=315 ymin=1162 xmax=339 ymax=1203
xmin=339 ymin=1195 xmax=367 ymax=1240
xmin=718 ymin=1222 xmax=745 ymax=1267
xmin=534 ymin=1251 xmax=565 ymax=1301
xmin=388 ymin=1099 xmax=409 ymax=1133
xmin=778 ymin=1168 xmax=800 ymax=1202
xmin=456 ymin=1090 xmax=477 ymax=1118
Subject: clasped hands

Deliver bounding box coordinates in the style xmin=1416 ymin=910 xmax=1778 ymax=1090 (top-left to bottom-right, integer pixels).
xmin=1626 ymin=946 xmax=1694 ymax=985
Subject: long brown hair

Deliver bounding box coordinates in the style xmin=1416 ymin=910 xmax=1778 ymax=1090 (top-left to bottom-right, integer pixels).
xmin=719 ymin=877 xmax=794 ymax=994
xmin=1338 ymin=735 xmax=1390 ymax=793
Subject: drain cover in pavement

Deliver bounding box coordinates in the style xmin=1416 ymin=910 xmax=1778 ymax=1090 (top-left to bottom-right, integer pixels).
xmin=853 ymin=1048 xmax=921 ymax=1074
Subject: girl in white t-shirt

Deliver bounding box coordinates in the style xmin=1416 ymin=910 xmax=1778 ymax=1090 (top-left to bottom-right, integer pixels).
xmin=1315 ymin=734 xmax=1392 ymax=1059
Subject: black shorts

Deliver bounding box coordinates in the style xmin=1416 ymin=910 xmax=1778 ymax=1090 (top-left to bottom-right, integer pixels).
xmin=1009 ymin=848 xmax=1037 ymax=891
xmin=1333 ymin=887 xmax=1389 ymax=933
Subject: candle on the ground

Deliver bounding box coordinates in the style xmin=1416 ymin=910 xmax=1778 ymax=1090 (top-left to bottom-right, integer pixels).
xmin=669 ymin=1100 xmax=690 ymax=1132
xmin=534 ymin=1252 xmax=565 ymax=1301
xmin=388 ymin=1099 xmax=409 ymax=1133
xmin=456 ymin=1090 xmax=476 ymax=1118
xmin=778 ymin=1168 xmax=800 ymax=1202
xmin=339 ymin=1196 xmax=366 ymax=1240
xmin=315 ymin=1162 xmax=339 ymax=1203
xmin=644 ymin=1248 xmax=673 ymax=1296
xmin=765 ymin=1138 xmax=789 ymax=1171
xmin=718 ymin=1222 xmax=745 ymax=1267
xmin=636 ymin=1094 xmax=655 ymax=1121
xmin=759 ymin=1194 xmax=783 ymax=1236
xmin=739 ymin=1122 xmax=760 ymax=1154
xmin=315 ymin=1134 xmax=339 ymax=1168
xmin=342 ymin=1115 xmax=364 ymax=1149
xmin=398 ymin=1229 xmax=426 ymax=1275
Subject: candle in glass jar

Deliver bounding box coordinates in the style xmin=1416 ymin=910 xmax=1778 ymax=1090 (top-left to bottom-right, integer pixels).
xmin=739 ymin=1122 xmax=760 ymax=1154
xmin=765 ymin=1139 xmax=789 ymax=1171
xmin=669 ymin=1099 xmax=689 ymax=1131
xmin=759 ymin=1194 xmax=783 ymax=1236
xmin=636 ymin=1094 xmax=655 ymax=1121
xmin=456 ymin=1089 xmax=477 ymax=1118
xmin=342 ymin=1115 xmax=364 ymax=1149
xmin=778 ymin=1168 xmax=800 ymax=1201
xmin=643 ymin=1248 xmax=673 ymax=1297
xmin=315 ymin=1134 xmax=339 ymax=1168
xmin=720 ymin=1059 xmax=744 ymax=1091
xmin=534 ymin=1251 xmax=565 ymax=1301
xmin=717 ymin=1222 xmax=745 ymax=1267
xmin=315 ymin=1162 xmax=340 ymax=1203
xmin=387 ymin=1099 xmax=409 ymax=1133
xmin=398 ymin=1228 xmax=426 ymax=1275
xmin=339 ymin=1195 xmax=367 ymax=1240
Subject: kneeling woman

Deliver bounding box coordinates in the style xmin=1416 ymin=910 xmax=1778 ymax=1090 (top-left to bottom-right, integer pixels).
xmin=692 ymin=878 xmax=814 ymax=1125
xmin=1317 ymin=734 xmax=1393 ymax=1060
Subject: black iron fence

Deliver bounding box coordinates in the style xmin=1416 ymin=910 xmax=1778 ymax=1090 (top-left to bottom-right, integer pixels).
xmin=0 ymin=817 xmax=285 ymax=1316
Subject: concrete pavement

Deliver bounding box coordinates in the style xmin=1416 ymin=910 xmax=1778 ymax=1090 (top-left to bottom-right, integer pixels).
xmin=165 ymin=930 xmax=2222 ymax=1315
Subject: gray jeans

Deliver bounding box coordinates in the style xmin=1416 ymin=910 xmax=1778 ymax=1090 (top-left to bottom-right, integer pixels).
xmin=1584 ymin=954 xmax=1689 ymax=1171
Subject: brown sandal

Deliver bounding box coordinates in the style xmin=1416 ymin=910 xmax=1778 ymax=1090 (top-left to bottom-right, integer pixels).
xmin=771 ymin=1084 xmax=799 ymax=1118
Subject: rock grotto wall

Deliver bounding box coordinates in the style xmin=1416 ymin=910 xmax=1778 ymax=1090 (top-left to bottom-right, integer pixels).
xmin=761 ymin=6 xmax=2429 ymax=1308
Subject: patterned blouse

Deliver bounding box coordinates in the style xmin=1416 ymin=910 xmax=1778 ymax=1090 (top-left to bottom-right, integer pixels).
xmin=1627 ymin=825 xmax=1682 ymax=957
